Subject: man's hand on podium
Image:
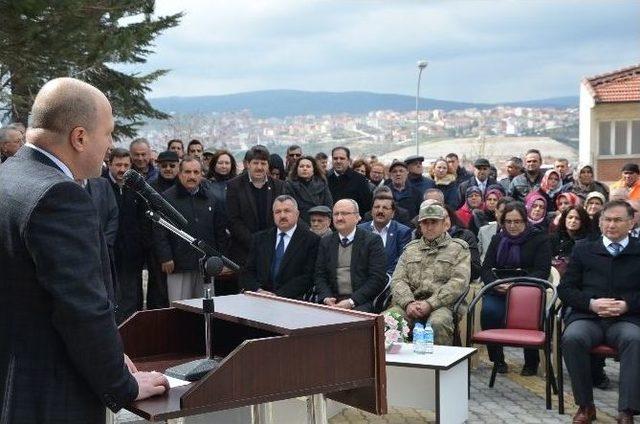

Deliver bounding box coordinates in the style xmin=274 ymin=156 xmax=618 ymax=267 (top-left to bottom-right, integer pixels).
xmin=134 ymin=371 xmax=170 ymax=401
xmin=124 ymin=354 xmax=138 ymax=374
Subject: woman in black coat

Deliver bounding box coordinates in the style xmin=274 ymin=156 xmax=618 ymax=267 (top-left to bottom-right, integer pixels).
xmin=284 ymin=155 xmax=333 ymax=223
xmin=480 ymin=201 xmax=551 ymax=376
xmin=549 ymin=205 xmax=592 ymax=275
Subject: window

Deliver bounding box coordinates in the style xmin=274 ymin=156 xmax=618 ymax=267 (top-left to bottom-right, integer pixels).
xmin=632 ymin=121 xmax=640 ymax=154
xmin=598 ymin=119 xmax=640 ymax=156
xmin=599 ymin=121 xmax=611 ymax=155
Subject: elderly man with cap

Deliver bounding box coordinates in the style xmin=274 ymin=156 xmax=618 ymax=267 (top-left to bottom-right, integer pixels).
xmin=384 ymin=159 xmax=423 ymax=217
xmin=308 ymin=205 xmax=333 ymax=237
xmin=405 ymin=154 xmax=435 ymax=195
xmin=387 ymin=201 xmax=471 ymax=345
xmin=457 ymin=157 xmax=497 ymax=208
xmin=611 ymin=163 xmax=640 ymax=201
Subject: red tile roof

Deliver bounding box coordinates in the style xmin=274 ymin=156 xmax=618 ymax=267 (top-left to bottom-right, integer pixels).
xmin=583 ymin=64 xmax=640 ymax=103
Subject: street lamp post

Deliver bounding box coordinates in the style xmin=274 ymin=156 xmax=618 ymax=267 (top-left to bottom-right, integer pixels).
xmin=415 ymin=60 xmax=428 ymax=155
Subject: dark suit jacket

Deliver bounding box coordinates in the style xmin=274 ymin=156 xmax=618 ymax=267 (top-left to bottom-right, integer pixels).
xmin=0 ymin=147 xmax=137 ymax=423
xmin=327 ymin=167 xmax=373 ymax=214
xmin=241 ymin=221 xmax=320 ymax=299
xmin=558 ymin=237 xmax=640 ymax=326
xmin=358 ymin=220 xmax=412 ymax=275
xmin=314 ymin=227 xmax=387 ymax=311
xmin=226 ymin=173 xmax=284 ymax=265
xmin=86 ymin=177 xmax=119 ymax=247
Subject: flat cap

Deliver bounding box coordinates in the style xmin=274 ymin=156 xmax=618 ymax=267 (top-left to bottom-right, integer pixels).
xmin=404 ymin=155 xmax=424 ymax=165
xmin=474 ymin=158 xmax=491 ymax=168
xmin=308 ymin=205 xmax=332 ymax=218
xmin=418 ymin=202 xmax=447 ymax=221
xmin=157 ymin=150 xmax=179 ymax=162
xmin=389 ymin=159 xmax=408 ymax=172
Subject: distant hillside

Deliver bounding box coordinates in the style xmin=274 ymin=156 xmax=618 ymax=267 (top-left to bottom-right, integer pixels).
xmin=149 ymin=90 xmax=578 ymax=118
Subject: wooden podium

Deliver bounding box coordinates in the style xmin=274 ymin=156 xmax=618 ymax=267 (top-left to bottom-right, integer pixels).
xmin=119 ymin=292 xmax=387 ymax=421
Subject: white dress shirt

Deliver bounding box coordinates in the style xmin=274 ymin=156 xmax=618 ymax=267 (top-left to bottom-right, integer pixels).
xmin=275 ymin=224 xmax=297 ymax=252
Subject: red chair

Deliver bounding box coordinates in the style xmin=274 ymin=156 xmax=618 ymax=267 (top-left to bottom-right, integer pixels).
xmin=466 ymin=277 xmax=558 ymax=410
xmin=556 ymin=308 xmax=619 ymax=414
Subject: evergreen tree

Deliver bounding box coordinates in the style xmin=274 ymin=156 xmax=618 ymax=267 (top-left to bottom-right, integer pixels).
xmin=0 ymin=0 xmax=182 ymax=139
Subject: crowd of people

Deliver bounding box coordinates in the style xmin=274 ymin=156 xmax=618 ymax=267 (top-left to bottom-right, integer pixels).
xmin=2 ymin=92 xmax=640 ymax=422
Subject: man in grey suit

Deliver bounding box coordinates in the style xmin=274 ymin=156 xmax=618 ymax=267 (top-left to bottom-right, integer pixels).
xmin=0 ymin=78 xmax=167 ymax=423
xmin=315 ymin=199 xmax=387 ymax=312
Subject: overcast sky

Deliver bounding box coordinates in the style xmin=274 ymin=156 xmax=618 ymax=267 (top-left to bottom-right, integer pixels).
xmin=129 ymin=0 xmax=640 ymax=103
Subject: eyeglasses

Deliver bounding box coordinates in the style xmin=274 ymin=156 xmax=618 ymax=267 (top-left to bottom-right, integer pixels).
xmin=504 ymin=219 xmax=525 ymax=226
xmin=332 ymin=211 xmax=357 ymax=217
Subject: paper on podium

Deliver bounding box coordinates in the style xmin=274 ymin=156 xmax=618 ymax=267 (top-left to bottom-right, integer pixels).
xmin=163 ymin=374 xmax=191 ymax=388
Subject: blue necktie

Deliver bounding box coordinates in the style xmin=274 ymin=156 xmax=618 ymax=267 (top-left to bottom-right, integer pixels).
xmin=271 ymin=232 xmax=286 ymax=279
xmin=610 ymin=242 xmax=622 ymax=256
xmin=341 ymin=237 xmax=350 ymax=247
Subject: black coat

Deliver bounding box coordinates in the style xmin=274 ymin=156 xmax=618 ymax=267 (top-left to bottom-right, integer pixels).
xmin=385 ymin=181 xmax=423 ymax=217
xmin=149 ymin=174 xmax=176 ymax=194
xmin=284 ymin=177 xmax=333 ymax=223
xmin=241 ymin=221 xmax=320 ymax=299
xmin=327 ymin=168 xmax=373 ymax=214
xmin=226 ymin=174 xmax=285 ymax=265
xmin=558 ymin=237 xmax=640 ymax=327
xmin=481 ymin=229 xmax=551 ymax=285
xmin=314 ymin=228 xmax=387 ymax=310
xmin=449 ymin=226 xmax=482 ymax=281
xmin=457 ymin=176 xmax=498 ymax=208
xmin=155 ymin=181 xmax=226 ymax=272
xmin=0 ymin=148 xmax=137 ymax=423
xmin=108 ymin=178 xmax=147 ymax=260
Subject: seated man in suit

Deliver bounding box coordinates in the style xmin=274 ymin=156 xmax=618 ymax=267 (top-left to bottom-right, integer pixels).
xmin=241 ymin=195 xmax=320 ymax=299
xmin=315 ymin=199 xmax=386 ymax=312
xmin=558 ymin=200 xmax=640 ymax=424
xmin=388 ymin=201 xmax=471 ymax=345
xmin=358 ymin=194 xmax=412 ymax=275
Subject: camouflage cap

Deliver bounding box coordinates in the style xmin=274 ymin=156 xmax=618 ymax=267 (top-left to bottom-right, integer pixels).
xmin=418 ymin=202 xmax=447 ymax=221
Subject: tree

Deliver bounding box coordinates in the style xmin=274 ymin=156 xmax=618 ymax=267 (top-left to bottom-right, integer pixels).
xmin=0 ymin=1 xmax=182 ymax=139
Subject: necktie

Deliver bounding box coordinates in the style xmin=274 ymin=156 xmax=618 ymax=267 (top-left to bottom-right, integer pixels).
xmin=610 ymin=242 xmax=622 ymax=257
xmin=271 ymin=232 xmax=286 ymax=279
xmin=341 ymin=237 xmax=350 ymax=247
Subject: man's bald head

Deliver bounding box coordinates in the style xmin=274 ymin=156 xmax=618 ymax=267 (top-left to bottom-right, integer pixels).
xmin=29 ymin=77 xmax=108 ymax=137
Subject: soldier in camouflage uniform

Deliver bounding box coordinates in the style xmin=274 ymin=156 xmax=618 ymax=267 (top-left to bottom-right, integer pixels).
xmin=387 ymin=202 xmax=471 ymax=345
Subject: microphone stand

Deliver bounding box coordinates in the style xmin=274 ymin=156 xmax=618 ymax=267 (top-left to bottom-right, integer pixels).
xmin=144 ymin=209 xmax=239 ymax=381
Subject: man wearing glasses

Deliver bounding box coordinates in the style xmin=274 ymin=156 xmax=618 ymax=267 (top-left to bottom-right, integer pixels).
xmin=285 ymin=144 xmax=303 ymax=173
xmin=559 ymin=200 xmax=640 ymax=423
xmin=151 ymin=150 xmax=180 ymax=193
xmin=314 ymin=199 xmax=386 ymax=312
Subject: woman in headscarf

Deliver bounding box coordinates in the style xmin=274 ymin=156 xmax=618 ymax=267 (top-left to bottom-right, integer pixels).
xmin=470 ymin=185 xmax=504 ymax=235
xmin=584 ymin=191 xmax=606 ymax=236
xmin=456 ymin=186 xmax=484 ymax=229
xmin=565 ymin=164 xmax=609 ymax=202
xmin=549 ymin=192 xmax=581 ymax=233
xmin=538 ymin=169 xmax=563 ymax=212
xmin=524 ymin=191 xmax=550 ymax=232
xmin=480 ymin=201 xmax=551 ymax=376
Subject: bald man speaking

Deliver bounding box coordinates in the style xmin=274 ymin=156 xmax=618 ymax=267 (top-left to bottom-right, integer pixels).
xmin=0 ymin=78 xmax=168 ymax=423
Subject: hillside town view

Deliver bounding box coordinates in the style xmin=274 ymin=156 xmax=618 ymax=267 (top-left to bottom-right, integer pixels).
xmin=137 ymin=104 xmax=579 ymax=172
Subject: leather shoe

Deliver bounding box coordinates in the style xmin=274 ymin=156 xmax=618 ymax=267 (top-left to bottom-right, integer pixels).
xmin=495 ymin=361 xmax=508 ymax=374
xmin=617 ymin=410 xmax=635 ymax=424
xmin=572 ymin=405 xmax=596 ymax=423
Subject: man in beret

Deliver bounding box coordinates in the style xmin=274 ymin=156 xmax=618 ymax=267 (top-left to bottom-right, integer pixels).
xmin=405 ymin=155 xmax=435 ymax=195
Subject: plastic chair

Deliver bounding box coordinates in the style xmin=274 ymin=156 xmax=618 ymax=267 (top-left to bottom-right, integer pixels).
xmin=466 ymin=277 xmax=558 ymax=410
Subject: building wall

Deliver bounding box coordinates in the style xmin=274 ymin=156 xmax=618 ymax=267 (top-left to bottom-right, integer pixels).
xmin=582 ymin=99 xmax=640 ymax=180
xmin=578 ymin=83 xmax=595 ymax=166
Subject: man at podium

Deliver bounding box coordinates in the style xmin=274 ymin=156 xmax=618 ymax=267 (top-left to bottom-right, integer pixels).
xmin=0 ymin=78 xmax=168 ymax=423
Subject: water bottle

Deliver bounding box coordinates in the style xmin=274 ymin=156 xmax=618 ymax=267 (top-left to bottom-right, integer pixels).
xmin=413 ymin=323 xmax=427 ymax=354
xmin=424 ymin=322 xmax=434 ymax=354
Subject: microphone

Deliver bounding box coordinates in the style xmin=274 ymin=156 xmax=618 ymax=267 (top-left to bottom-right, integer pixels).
xmin=123 ymin=169 xmax=189 ymax=228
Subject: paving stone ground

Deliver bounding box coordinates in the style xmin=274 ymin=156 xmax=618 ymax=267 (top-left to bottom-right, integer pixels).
xmin=116 ymin=346 xmax=622 ymax=423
